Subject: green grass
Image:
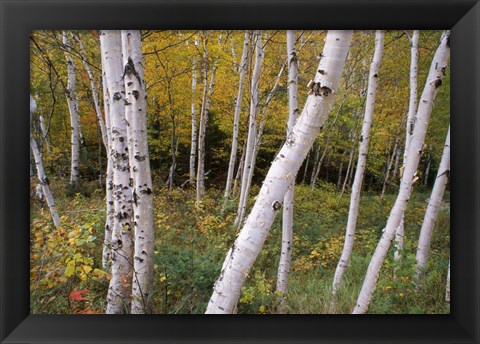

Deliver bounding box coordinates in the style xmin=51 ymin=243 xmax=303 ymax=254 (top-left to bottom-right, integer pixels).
xmin=30 ymin=179 xmax=450 ymax=314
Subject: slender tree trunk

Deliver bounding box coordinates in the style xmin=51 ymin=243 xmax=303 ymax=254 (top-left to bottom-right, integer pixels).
xmin=332 ymin=31 xmax=384 ymax=295
xmin=404 ymin=30 xmax=419 ymax=166
xmin=311 ymin=143 xmax=329 ymax=190
xmin=232 ymin=141 xmax=247 ymax=198
xmin=392 ymin=146 xmax=401 ymax=180
xmin=189 ymin=37 xmax=199 ymax=185
xmin=310 ymin=142 xmax=321 ymax=186
xmin=415 ymin=127 xmax=450 ymax=284
xmin=72 ymin=32 xmax=109 ymax=151
xmin=206 ymin=31 xmax=353 ymax=314
xmin=302 ymin=149 xmax=311 ymax=184
xmin=234 ymin=31 xmax=263 ymax=227
xmin=423 ymin=146 xmax=432 ymax=186
xmin=101 ymin=31 xmax=135 ymax=314
xmin=224 ymin=31 xmax=250 ymax=203
xmin=340 ymin=147 xmax=355 ymax=197
xmin=121 ymin=30 xmax=155 ymax=314
xmin=395 ymin=31 xmax=420 ymax=263
xmin=381 ymin=137 xmax=399 ymax=201
xmin=30 ymin=95 xmax=61 ymax=227
xmin=353 ymin=31 xmax=450 ymax=314
xmin=39 ymin=115 xmax=51 ymax=152
xmin=167 ymin=83 xmax=176 ymax=190
xmin=276 ymin=30 xmax=299 ymax=300
xmin=63 ymin=32 xmax=81 ymax=185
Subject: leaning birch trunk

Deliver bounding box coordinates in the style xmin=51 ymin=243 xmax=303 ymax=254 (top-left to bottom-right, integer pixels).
xmin=234 ymin=31 xmax=263 ymax=227
xmin=353 ymin=31 xmax=450 ymax=314
xmin=415 ymin=127 xmax=450 ymax=284
xmin=72 ymin=33 xmax=109 ymax=151
xmin=276 ymin=30 xmax=299 ymax=299
xmin=39 ymin=115 xmax=51 ymax=152
xmin=101 ymin=31 xmax=135 ymax=314
xmin=101 ymin=56 xmax=114 ymax=270
xmin=206 ymin=30 xmax=353 ymax=314
xmin=189 ymin=37 xmax=199 ymax=185
xmin=63 ymin=32 xmax=81 ymax=185
xmin=30 ymin=96 xmax=61 ymax=227
xmin=121 ymin=30 xmax=155 ymax=314
xmin=332 ymin=31 xmax=384 ymax=295
xmin=395 ymin=30 xmax=419 ymax=263
xmin=224 ymin=31 xmax=250 ymax=203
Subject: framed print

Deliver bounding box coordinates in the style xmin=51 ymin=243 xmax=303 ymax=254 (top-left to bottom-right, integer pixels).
xmin=1 ymin=0 xmax=479 ymax=343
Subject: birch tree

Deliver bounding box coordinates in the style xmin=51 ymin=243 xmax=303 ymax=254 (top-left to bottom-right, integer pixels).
xmin=353 ymin=31 xmax=450 ymax=314
xmin=395 ymin=30 xmax=420 ymax=260
xmin=101 ymin=54 xmax=114 ymax=270
xmin=206 ymin=30 xmax=353 ymax=314
xmin=30 ymin=95 xmax=61 ymax=227
xmin=101 ymin=30 xmax=135 ymax=314
xmin=415 ymin=127 xmax=450 ymax=283
xmin=62 ymin=31 xmax=81 ymax=185
xmin=445 ymin=260 xmax=450 ymax=303
xmin=121 ymin=30 xmax=155 ymax=314
xmin=189 ymin=37 xmax=199 ymax=185
xmin=224 ymin=31 xmax=250 ymax=203
xmin=234 ymin=31 xmax=263 ymax=227
xmin=276 ymin=30 xmax=299 ymax=299
xmin=72 ymin=32 xmax=108 ymax=151
xmin=332 ymin=31 xmax=384 ymax=295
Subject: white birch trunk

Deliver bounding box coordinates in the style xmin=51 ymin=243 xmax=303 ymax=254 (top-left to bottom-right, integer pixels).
xmin=101 ymin=56 xmax=114 ymax=270
xmin=404 ymin=30 xmax=419 ymax=166
xmin=353 ymin=31 xmax=450 ymax=314
xmin=72 ymin=33 xmax=109 ymax=151
xmin=332 ymin=31 xmax=384 ymax=295
xmin=121 ymin=30 xmax=155 ymax=314
xmin=30 ymin=96 xmax=61 ymax=227
xmin=224 ymin=31 xmax=250 ymax=202
xmin=101 ymin=31 xmax=135 ymax=314
xmin=234 ymin=31 xmax=263 ymax=227
xmin=276 ymin=30 xmax=299 ymax=298
xmin=189 ymin=38 xmax=199 ymax=185
xmin=38 ymin=115 xmax=51 ymax=152
xmin=415 ymin=127 xmax=450 ymax=283
xmin=63 ymin=32 xmax=81 ymax=185
xmin=206 ymin=31 xmax=353 ymax=314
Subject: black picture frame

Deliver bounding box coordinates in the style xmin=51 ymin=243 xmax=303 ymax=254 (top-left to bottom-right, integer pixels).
xmin=1 ymin=0 xmax=479 ymax=343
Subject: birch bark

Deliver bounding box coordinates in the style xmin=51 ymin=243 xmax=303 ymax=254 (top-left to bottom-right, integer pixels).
xmin=30 ymin=95 xmax=61 ymax=227
xmin=206 ymin=31 xmax=353 ymax=314
xmin=62 ymin=32 xmax=81 ymax=185
xmin=224 ymin=31 xmax=250 ymax=203
xmin=415 ymin=127 xmax=450 ymax=283
xmin=332 ymin=31 xmax=384 ymax=295
xmin=353 ymin=31 xmax=450 ymax=314
xmin=121 ymin=30 xmax=155 ymax=314
xmin=101 ymin=30 xmax=135 ymax=314
xmin=234 ymin=31 xmax=263 ymax=227
xmin=189 ymin=37 xmax=199 ymax=185
xmin=276 ymin=30 xmax=299 ymax=298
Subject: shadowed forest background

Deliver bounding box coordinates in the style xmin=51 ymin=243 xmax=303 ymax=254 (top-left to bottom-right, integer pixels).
xmin=30 ymin=30 xmax=450 ymax=314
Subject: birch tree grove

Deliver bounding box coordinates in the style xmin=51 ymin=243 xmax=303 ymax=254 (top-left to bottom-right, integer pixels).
xmin=62 ymin=32 xmax=81 ymax=185
xmin=121 ymin=30 xmax=155 ymax=314
xmin=30 ymin=30 xmax=451 ymax=315
xmin=206 ymin=30 xmax=353 ymax=314
xmin=276 ymin=30 xmax=299 ymax=298
xmin=353 ymin=31 xmax=450 ymax=314
xmin=100 ymin=30 xmax=135 ymax=314
xmin=415 ymin=127 xmax=450 ymax=283
xmin=224 ymin=31 xmax=250 ymax=203
xmin=332 ymin=30 xmax=384 ymax=295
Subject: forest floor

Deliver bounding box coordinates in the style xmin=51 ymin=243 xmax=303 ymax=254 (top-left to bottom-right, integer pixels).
xmin=30 ymin=179 xmax=450 ymax=314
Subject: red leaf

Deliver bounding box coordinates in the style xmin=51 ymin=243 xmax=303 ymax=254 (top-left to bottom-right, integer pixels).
xmin=69 ymin=288 xmax=88 ymax=301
